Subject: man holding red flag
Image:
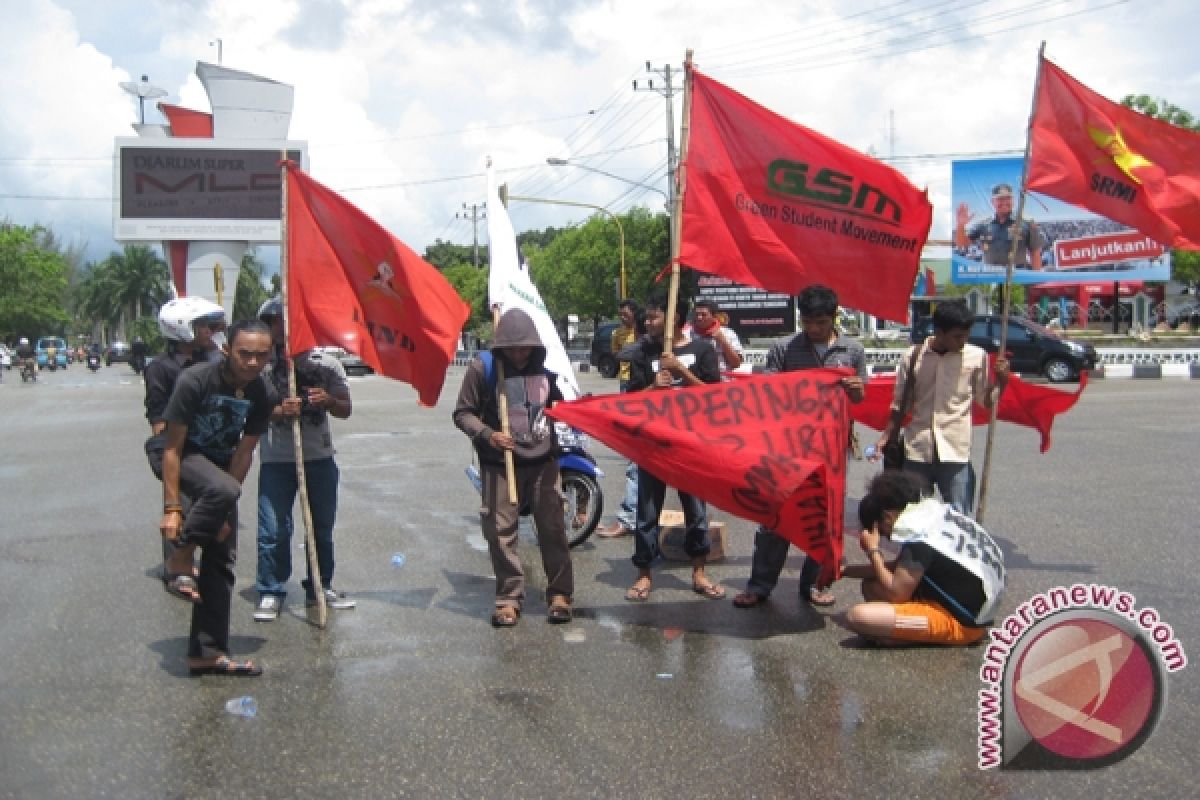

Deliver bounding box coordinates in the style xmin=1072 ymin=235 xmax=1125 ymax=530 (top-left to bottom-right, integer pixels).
xmin=1028 ymin=55 xmax=1200 ymax=250
xmin=679 ymin=68 xmax=932 ymax=322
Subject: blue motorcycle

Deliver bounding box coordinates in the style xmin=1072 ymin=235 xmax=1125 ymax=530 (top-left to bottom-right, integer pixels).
xmin=466 ymin=423 xmax=604 ymax=548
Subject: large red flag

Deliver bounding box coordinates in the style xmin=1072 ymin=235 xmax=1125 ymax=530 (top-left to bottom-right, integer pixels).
xmin=285 ymin=163 xmax=471 ymax=406
xmin=548 ymin=369 xmax=850 ymax=572
xmin=1028 ymin=57 xmax=1200 ymax=250
xmin=680 ymin=69 xmax=933 ymax=322
xmin=851 ymin=369 xmax=1087 ymax=453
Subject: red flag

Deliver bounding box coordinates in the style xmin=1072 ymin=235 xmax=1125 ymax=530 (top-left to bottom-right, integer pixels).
xmin=852 ymin=369 xmax=1087 ymax=453
xmin=1028 ymin=56 xmax=1200 ymax=250
xmin=548 ymin=369 xmax=850 ymax=571
xmin=679 ymin=69 xmax=933 ymax=322
xmin=285 ymin=163 xmax=470 ymax=406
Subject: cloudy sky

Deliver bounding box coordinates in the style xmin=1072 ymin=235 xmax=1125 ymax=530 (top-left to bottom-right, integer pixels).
xmin=1 ymin=0 xmax=1196 ymax=267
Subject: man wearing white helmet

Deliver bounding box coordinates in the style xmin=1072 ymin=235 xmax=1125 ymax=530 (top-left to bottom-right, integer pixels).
xmin=252 ymin=298 xmax=355 ymax=621
xmin=144 ymin=296 xmax=227 ymax=601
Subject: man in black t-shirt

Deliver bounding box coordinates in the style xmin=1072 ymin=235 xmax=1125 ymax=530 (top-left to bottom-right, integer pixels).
xmin=842 ymin=471 xmax=1006 ymax=646
xmin=160 ymin=320 xmax=273 ymax=676
xmin=625 ymin=294 xmax=724 ymax=603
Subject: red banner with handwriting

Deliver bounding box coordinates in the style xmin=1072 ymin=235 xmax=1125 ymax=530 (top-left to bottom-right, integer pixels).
xmin=548 ymin=369 xmax=850 ymax=571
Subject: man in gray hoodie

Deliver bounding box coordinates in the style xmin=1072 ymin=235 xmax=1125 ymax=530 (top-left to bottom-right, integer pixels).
xmin=453 ymin=309 xmax=574 ymax=627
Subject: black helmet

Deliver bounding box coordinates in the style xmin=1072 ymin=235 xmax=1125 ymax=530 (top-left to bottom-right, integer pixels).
xmin=257 ymin=297 xmax=283 ymax=321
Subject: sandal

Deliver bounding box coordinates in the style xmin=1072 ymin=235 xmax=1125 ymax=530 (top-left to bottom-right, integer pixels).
xmin=547 ymin=599 xmax=573 ymax=624
xmin=692 ymin=581 xmax=726 ymax=600
xmin=165 ymin=573 xmax=202 ymax=604
xmin=188 ymin=656 xmax=262 ymax=677
xmin=625 ymin=579 xmax=652 ymax=602
xmin=804 ymin=586 xmax=836 ymax=607
xmin=491 ymin=605 xmax=520 ymax=628
xmin=732 ymin=591 xmax=767 ymax=608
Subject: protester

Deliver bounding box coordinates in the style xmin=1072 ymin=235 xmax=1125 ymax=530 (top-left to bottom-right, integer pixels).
xmin=596 ymin=300 xmax=641 ymax=540
xmin=871 ymin=299 xmax=1009 ymax=515
xmin=160 ymin=320 xmax=273 ymax=676
xmin=733 ymin=285 xmax=866 ymax=609
xmin=452 ymin=308 xmax=574 ymax=627
xmin=843 ymin=470 xmax=1005 ymax=646
xmin=690 ymin=299 xmax=744 ymax=373
xmin=624 ymin=293 xmax=724 ymax=602
xmin=253 ymin=298 xmax=355 ymax=622
xmin=16 ymin=337 xmax=35 ymax=374
xmin=143 ymin=296 xmax=227 ymax=601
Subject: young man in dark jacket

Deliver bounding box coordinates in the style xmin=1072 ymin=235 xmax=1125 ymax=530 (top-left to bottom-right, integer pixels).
xmin=453 ymin=309 xmax=574 ymax=627
xmin=624 ymin=294 xmax=724 ymax=602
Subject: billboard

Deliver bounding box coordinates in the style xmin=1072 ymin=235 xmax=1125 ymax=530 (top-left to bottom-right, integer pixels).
xmin=695 ymin=275 xmax=796 ymax=337
xmin=113 ymin=137 xmax=307 ymax=242
xmin=951 ymin=157 xmax=1170 ymax=285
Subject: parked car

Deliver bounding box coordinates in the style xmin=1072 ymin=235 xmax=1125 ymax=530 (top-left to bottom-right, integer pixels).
xmin=913 ymin=314 xmax=1096 ymax=383
xmin=1166 ymin=303 xmax=1200 ymax=330
xmin=588 ymin=321 xmax=621 ymax=379
xmin=35 ymin=337 xmax=69 ymax=370
xmin=315 ymin=346 xmax=373 ymax=376
xmin=105 ymin=341 xmax=131 ymax=366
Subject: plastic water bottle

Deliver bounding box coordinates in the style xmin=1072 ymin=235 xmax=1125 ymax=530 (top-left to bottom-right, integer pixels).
xmin=864 ymin=444 xmax=878 ymax=460
xmin=391 ymin=553 xmax=406 ymax=568
xmin=464 ymin=465 xmax=482 ymax=493
xmin=224 ymin=696 xmax=257 ymax=717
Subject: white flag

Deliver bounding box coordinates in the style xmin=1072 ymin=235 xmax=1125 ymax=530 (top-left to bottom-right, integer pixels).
xmin=486 ymin=162 xmax=580 ymax=400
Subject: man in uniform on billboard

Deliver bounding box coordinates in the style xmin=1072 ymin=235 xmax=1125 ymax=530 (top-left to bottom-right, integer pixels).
xmin=955 ymin=183 xmax=1044 ymax=269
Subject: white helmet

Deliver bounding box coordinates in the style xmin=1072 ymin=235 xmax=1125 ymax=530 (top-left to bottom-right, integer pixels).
xmin=158 ymin=296 xmax=226 ymax=342
xmin=19 ymin=337 xmax=29 ymax=346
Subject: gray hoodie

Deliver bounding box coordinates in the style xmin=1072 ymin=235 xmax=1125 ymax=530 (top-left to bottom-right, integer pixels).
xmin=453 ymin=309 xmax=563 ymax=466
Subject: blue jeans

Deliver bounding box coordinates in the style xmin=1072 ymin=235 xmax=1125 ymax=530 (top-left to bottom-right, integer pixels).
xmin=745 ymin=527 xmax=822 ymax=598
xmin=615 ymin=460 xmax=638 ymax=530
xmin=904 ymin=459 xmax=976 ymax=516
xmin=633 ymin=468 xmax=710 ymax=569
xmin=256 ymin=458 xmax=339 ymax=598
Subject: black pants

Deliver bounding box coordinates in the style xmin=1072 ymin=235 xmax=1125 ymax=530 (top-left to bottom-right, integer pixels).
xmin=176 ymin=452 xmax=241 ymax=659
xmin=145 ymin=434 xmax=193 ymax=566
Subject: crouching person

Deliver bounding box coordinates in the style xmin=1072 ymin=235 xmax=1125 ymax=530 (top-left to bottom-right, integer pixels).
xmin=160 ymin=320 xmax=274 ymax=675
xmin=452 ymin=309 xmax=574 ymax=627
xmin=843 ymin=471 xmax=1005 ymax=646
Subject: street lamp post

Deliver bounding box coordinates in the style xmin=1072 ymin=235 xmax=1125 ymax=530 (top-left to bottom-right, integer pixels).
xmin=508 ymin=194 xmax=626 ymax=300
xmin=545 ymin=157 xmax=669 ymax=210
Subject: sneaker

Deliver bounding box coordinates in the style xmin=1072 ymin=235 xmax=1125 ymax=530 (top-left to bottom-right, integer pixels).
xmin=253 ymin=595 xmax=282 ymax=621
xmin=307 ymin=588 xmax=357 ymax=610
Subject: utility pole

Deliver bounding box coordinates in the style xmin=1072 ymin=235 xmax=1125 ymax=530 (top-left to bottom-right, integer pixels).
xmin=633 ymin=61 xmax=684 ymax=215
xmin=456 ymin=202 xmax=487 ymax=267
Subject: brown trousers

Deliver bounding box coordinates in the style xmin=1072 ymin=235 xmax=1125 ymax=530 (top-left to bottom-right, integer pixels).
xmin=479 ymin=459 xmax=574 ymax=608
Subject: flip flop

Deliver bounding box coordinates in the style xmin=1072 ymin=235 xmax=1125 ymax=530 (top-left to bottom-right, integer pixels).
xmin=188 ymin=656 xmax=262 ymax=677
xmin=732 ymin=591 xmax=767 ymax=608
xmin=692 ymin=582 xmax=726 ymax=600
xmin=165 ymin=573 xmax=202 ymax=604
xmin=491 ymin=605 xmax=520 ymax=627
xmin=547 ymin=601 xmax=573 ymax=624
xmin=624 ymin=582 xmax=652 ymax=602
xmin=805 ymin=586 xmax=836 ymax=607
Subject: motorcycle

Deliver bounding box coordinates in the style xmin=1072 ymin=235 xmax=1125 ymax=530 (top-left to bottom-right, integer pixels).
xmin=465 ymin=423 xmax=605 ymax=548
xmin=20 ymin=358 xmax=36 ymax=383
xmin=86 ymin=352 xmax=102 ymax=372
xmin=130 ymin=353 xmax=147 ymax=374
xmin=45 ymin=347 xmax=58 ymax=371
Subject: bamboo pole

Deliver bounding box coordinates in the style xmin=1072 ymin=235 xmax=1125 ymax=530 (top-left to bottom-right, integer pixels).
xmin=662 ymin=49 xmax=695 ymax=356
xmin=495 ymin=180 xmax=519 ymax=506
xmin=279 ymin=157 xmax=327 ymax=627
xmin=977 ymin=41 xmax=1045 ymax=525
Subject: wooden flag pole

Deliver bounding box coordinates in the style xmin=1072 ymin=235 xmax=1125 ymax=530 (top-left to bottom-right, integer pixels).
xmin=495 ymin=179 xmax=519 ymax=506
xmin=279 ymin=157 xmax=327 ymax=627
xmin=977 ymin=41 xmax=1045 ymax=525
xmin=663 ymin=48 xmax=695 ymax=356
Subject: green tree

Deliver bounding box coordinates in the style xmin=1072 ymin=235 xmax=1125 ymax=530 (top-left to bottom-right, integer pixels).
xmin=442 ymin=263 xmax=489 ymax=337
xmin=425 ymin=239 xmax=480 ymax=271
xmin=106 ymin=244 xmax=169 ymax=335
xmin=0 ymin=223 xmax=71 ymax=340
xmin=233 ymin=249 xmax=271 ymax=321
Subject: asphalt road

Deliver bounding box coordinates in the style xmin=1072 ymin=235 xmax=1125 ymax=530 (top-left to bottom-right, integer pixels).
xmin=0 ymin=362 xmax=1196 ymax=798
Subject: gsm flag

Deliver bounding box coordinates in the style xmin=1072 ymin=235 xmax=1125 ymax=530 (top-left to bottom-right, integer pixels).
xmin=547 ymin=369 xmax=850 ymax=574
xmin=1028 ymin=57 xmax=1200 ymax=250
xmin=680 ymin=69 xmax=932 ymax=322
xmin=285 ymin=162 xmax=470 ymax=406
